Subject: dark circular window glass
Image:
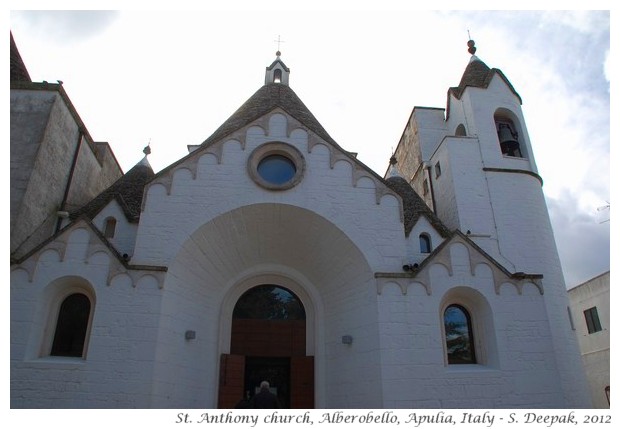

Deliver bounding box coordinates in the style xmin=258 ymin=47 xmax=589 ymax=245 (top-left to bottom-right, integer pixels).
xmin=257 ymin=155 xmax=297 ymax=185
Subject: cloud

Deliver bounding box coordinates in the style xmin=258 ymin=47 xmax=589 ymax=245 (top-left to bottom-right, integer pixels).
xmin=547 ymin=193 xmax=610 ymax=287
xmin=11 ymin=11 xmax=119 ymax=44
xmin=604 ymin=49 xmax=611 ymax=85
xmin=541 ymin=10 xmax=610 ymax=36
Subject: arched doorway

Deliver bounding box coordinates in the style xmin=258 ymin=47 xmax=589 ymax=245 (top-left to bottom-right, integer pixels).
xmin=218 ymin=285 xmax=314 ymax=408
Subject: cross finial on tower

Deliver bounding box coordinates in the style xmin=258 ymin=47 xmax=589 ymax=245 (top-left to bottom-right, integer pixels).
xmin=274 ymin=35 xmax=285 ymax=57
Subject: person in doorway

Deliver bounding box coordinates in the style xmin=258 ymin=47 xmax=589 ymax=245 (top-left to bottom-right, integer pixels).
xmin=250 ymin=381 xmax=281 ymax=408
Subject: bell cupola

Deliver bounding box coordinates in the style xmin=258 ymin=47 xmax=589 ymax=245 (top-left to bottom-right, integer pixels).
xmin=265 ymin=50 xmax=290 ymax=86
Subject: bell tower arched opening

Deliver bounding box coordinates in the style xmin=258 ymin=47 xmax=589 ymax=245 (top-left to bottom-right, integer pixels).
xmin=494 ymin=109 xmax=527 ymax=159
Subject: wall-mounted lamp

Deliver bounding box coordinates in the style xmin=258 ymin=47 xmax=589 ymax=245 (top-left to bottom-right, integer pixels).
xmin=185 ymin=330 xmax=196 ymax=340
xmin=341 ymin=335 xmax=353 ymax=345
xmin=402 ymin=263 xmax=419 ymax=272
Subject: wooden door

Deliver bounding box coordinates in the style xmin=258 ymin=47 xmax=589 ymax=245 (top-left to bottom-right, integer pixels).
xmin=218 ymin=354 xmax=245 ymax=408
xmin=290 ymin=356 xmax=314 ymax=408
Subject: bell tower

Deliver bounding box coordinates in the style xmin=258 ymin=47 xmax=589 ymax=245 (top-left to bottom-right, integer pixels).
xmin=392 ymin=40 xmax=591 ymax=407
xmin=439 ymin=40 xmax=544 ymax=271
xmin=394 ymin=40 xmax=544 ymax=269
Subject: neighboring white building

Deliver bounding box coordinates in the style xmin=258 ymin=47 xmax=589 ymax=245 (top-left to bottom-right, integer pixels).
xmin=568 ymin=271 xmax=610 ymax=408
xmin=10 ymin=36 xmax=592 ymax=409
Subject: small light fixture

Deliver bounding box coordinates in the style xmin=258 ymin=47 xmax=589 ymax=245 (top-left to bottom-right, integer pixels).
xmin=185 ymin=330 xmax=196 ymax=340
xmin=341 ymin=335 xmax=353 ymax=345
xmin=402 ymin=263 xmax=419 ymax=272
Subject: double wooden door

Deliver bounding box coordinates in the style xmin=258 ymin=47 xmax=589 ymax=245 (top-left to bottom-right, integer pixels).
xmin=218 ymin=354 xmax=314 ymax=409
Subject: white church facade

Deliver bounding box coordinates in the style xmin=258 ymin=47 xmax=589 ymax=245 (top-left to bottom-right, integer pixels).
xmin=10 ymin=35 xmax=591 ymax=408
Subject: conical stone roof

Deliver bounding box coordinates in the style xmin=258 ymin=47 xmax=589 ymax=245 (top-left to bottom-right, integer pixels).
xmin=10 ymin=32 xmax=32 ymax=82
xmin=385 ymin=175 xmax=451 ymax=238
xmin=70 ymin=157 xmax=155 ymax=222
xmin=201 ymin=83 xmax=338 ymax=148
xmin=449 ymin=56 xmax=522 ymax=103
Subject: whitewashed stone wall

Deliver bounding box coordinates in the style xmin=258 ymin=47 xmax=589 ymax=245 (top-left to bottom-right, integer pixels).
xmin=568 ymin=272 xmax=610 ymax=408
xmin=132 ymin=112 xmax=404 ymax=271
xmin=10 ymin=226 xmax=164 ymax=408
xmin=377 ymin=240 xmax=562 ymax=408
xmin=92 ymin=200 xmax=139 ymax=258
xmin=135 ymin=112 xmax=408 ymax=408
xmin=406 ymin=216 xmax=445 ymax=265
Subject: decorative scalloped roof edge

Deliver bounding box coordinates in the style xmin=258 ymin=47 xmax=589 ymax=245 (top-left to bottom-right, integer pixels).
xmin=10 ymin=216 xmax=167 ymax=274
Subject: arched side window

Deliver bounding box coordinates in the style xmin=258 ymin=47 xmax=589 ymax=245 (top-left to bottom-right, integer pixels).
xmin=455 ymin=123 xmax=467 ymax=136
xmin=419 ymin=233 xmax=432 ymax=254
xmin=50 ymin=293 xmax=92 ymax=357
xmin=104 ymin=217 xmax=116 ymax=238
xmin=444 ymin=304 xmax=476 ymax=364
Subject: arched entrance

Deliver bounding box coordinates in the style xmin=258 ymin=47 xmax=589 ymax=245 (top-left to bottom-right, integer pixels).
xmin=218 ymin=285 xmax=314 ymax=408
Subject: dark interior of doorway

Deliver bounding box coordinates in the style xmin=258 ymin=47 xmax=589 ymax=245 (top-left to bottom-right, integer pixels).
xmin=245 ymin=356 xmax=290 ymax=408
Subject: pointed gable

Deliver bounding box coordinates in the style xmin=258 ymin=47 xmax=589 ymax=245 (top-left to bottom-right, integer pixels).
xmin=148 ymin=54 xmax=400 ymax=218
xmin=71 ymin=158 xmax=155 ymax=222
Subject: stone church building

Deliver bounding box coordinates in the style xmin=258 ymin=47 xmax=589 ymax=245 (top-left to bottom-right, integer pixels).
xmin=10 ymin=33 xmax=591 ymax=408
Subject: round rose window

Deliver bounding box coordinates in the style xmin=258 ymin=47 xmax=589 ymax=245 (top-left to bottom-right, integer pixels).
xmin=248 ymin=143 xmax=305 ymax=190
xmin=257 ymin=154 xmax=297 ymax=185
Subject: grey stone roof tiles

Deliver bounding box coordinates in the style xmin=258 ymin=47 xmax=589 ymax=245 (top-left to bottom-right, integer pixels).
xmin=10 ymin=32 xmax=32 ymax=83
xmin=70 ymin=158 xmax=155 ymax=222
xmin=385 ymin=176 xmax=451 ymax=237
xmin=200 ymin=83 xmax=339 ymax=148
xmin=449 ymin=57 xmax=522 ymax=104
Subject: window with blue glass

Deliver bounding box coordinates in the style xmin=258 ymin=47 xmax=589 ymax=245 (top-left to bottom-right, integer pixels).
xmin=419 ymin=233 xmax=432 ymax=253
xmin=257 ymin=154 xmax=297 ymax=186
xmin=248 ymin=142 xmax=305 ymax=190
xmin=444 ymin=304 xmax=476 ymax=364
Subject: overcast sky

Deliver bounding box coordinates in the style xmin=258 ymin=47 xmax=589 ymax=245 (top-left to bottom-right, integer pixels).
xmin=10 ymin=6 xmax=611 ymax=288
